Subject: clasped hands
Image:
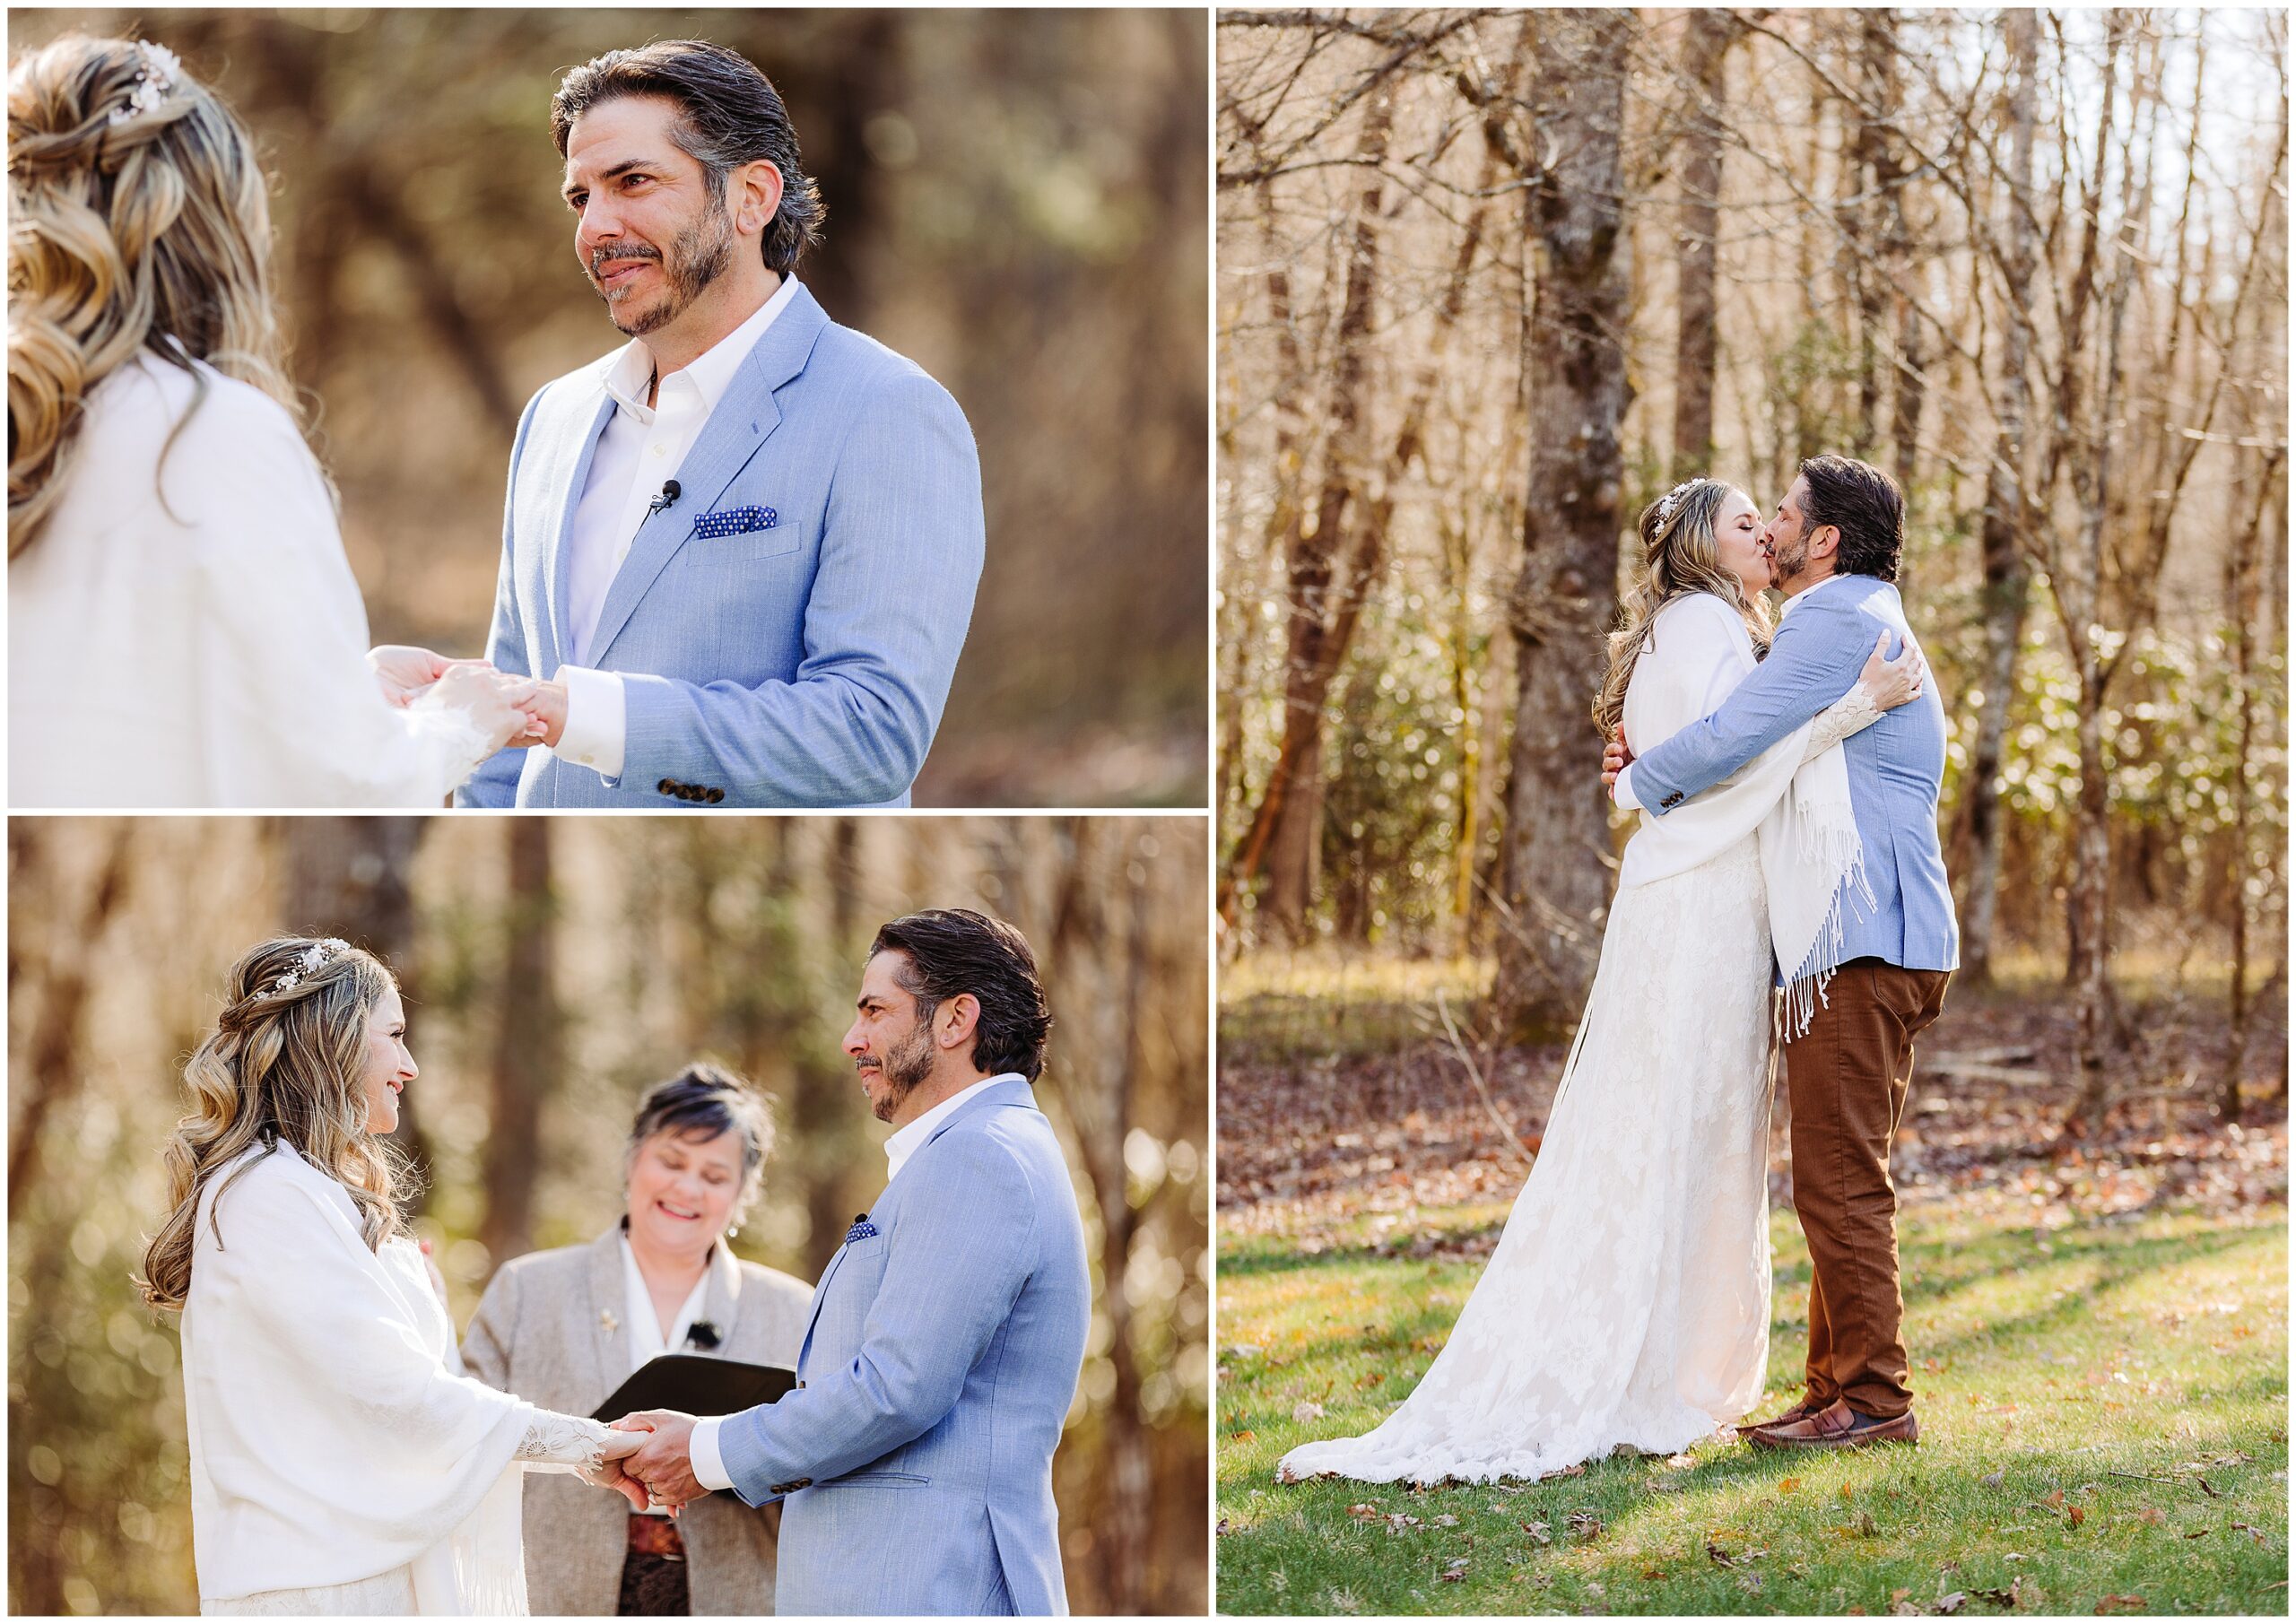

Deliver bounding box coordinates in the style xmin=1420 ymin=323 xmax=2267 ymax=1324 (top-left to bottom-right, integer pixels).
xmin=369 ymin=644 xmax=568 ymax=751
xmin=578 ymin=1410 xmax=708 ymax=1515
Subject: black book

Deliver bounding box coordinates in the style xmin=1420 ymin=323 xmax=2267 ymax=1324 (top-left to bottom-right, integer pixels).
xmin=589 ymin=1353 xmax=797 ymax=1424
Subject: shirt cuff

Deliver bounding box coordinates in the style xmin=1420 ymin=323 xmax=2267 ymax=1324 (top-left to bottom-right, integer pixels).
xmin=690 ymin=1415 xmax=734 ymax=1494
xmin=1614 ymin=760 xmax=1642 ymax=812
xmin=552 ymin=665 xmax=627 ymax=781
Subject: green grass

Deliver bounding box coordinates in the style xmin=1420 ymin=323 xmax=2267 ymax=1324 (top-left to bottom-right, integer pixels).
xmin=1217 ymin=1196 xmax=2289 ymax=1615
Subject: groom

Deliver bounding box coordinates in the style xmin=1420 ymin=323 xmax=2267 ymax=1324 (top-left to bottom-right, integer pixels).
xmin=456 ymin=40 xmax=983 ymax=808
xmin=1605 ymin=454 xmax=1957 ymax=1450
xmin=616 ymin=908 xmax=1089 ymax=1614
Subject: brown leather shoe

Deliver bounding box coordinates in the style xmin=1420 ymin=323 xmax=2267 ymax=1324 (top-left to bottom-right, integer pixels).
xmin=1733 ymin=1395 xmax=1828 ymax=1437
xmin=1746 ymin=1397 xmax=1918 ymax=1450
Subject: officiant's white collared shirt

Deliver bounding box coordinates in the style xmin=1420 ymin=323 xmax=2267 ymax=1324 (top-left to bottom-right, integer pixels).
xmin=689 ymin=1071 xmax=1028 ymax=1494
xmin=620 ymin=1235 xmax=712 ymax=1368
xmin=554 ymin=273 xmax=803 ymax=781
xmin=1613 ymin=570 xmax=1855 ymax=812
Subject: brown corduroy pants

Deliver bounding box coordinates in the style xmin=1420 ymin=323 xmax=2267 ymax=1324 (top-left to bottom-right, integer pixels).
xmin=1784 ymin=957 xmax=1951 ymax=1420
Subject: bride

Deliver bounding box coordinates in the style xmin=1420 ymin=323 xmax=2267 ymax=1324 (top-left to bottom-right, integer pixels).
xmin=7 ymin=34 xmax=540 ymax=807
xmin=140 ymin=936 xmax=651 ymax=1613
xmin=1276 ymin=477 xmax=1923 ymax=1485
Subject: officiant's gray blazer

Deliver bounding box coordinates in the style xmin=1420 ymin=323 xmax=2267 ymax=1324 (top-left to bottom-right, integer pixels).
xmin=462 ymin=1225 xmax=812 ymax=1615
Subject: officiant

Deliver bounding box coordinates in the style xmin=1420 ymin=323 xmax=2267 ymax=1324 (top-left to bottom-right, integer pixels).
xmin=464 ymin=1064 xmax=813 ymax=1614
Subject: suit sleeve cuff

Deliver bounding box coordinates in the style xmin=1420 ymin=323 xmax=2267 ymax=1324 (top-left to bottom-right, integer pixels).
xmin=552 ymin=665 xmax=626 ymax=782
xmin=1614 ymin=760 xmax=1642 ymax=812
xmin=690 ymin=1416 xmax=734 ymax=1493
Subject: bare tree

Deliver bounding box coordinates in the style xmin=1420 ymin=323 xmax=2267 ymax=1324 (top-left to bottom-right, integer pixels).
xmin=479 ymin=819 xmax=558 ymax=1265
xmin=1492 ymin=9 xmax=1632 ymax=1038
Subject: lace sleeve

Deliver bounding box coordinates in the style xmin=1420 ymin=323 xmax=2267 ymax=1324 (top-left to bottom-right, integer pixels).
xmin=513 ymin=1409 xmax=615 ymax=1475
xmin=1800 ymin=682 xmax=1885 ymax=764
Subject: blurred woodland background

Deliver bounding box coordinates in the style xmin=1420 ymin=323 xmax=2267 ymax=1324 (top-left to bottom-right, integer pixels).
xmin=7 ymin=814 xmax=1209 ymax=1615
xmin=11 ymin=7 xmax=1209 ymax=806
xmin=1219 ymin=7 xmax=2287 ymax=1132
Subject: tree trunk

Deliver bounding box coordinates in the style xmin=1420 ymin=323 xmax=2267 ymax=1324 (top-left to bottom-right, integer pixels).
xmin=480 ymin=819 xmax=557 ymax=1267
xmin=1960 ymin=8 xmax=2039 ymax=988
xmin=1671 ymin=8 xmax=1732 ymax=473
xmin=6 ymin=827 xmax=135 ymax=1221
xmin=1492 ymin=10 xmax=1631 ymax=1039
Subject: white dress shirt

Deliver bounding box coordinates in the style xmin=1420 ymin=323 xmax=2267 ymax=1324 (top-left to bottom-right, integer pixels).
xmin=622 ymin=1237 xmax=715 ymax=1511
xmin=553 ymin=274 xmax=802 ymax=781
xmin=620 ymin=1237 xmax=712 ymax=1368
xmin=689 ymin=1073 xmax=1024 ymax=1496
xmin=883 ymin=1074 xmax=1022 ymax=1180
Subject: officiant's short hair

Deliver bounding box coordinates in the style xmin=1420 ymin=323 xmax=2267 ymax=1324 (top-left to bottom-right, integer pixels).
xmin=870 ymin=910 xmax=1052 ymax=1083
xmin=625 ymin=1062 xmax=774 ymax=1219
xmin=551 ymin=39 xmax=826 ymax=275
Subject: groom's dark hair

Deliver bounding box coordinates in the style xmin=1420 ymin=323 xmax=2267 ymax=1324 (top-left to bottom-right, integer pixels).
xmin=1798 ymin=454 xmax=1905 ymax=582
xmin=551 ymin=39 xmax=825 ymax=275
xmin=868 ymin=909 xmax=1052 ymax=1083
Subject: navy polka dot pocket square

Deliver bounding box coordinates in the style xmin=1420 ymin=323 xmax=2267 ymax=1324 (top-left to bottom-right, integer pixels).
xmin=693 ymin=503 xmax=778 ymax=539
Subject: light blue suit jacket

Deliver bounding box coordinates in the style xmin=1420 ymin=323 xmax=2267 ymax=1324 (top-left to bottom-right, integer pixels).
xmin=457 ymin=282 xmax=983 ymax=808
xmin=1628 ymin=573 xmax=1960 ymax=978
xmin=715 ymin=1078 xmax=1089 ymax=1616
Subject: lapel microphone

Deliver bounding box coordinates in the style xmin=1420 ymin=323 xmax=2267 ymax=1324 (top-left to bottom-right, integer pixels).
xmin=648 ymin=479 xmax=682 ymax=517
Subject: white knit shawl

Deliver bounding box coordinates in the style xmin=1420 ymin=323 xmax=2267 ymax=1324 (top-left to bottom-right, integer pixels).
xmin=182 ymin=1142 xmax=531 ymax=1610
xmin=1616 ymin=588 xmax=1868 ymax=1038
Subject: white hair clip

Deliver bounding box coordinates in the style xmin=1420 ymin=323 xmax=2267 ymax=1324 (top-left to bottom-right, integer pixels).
xmin=1654 ymin=479 xmax=1703 ymax=527
xmin=267 ymin=937 xmax=350 ymax=995
xmin=109 ymin=40 xmax=182 ymax=125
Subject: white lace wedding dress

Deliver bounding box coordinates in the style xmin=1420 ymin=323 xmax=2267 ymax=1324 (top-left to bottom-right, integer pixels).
xmin=1277 ymin=592 xmax=1885 ymax=1485
xmin=8 ymin=352 xmax=498 ymax=807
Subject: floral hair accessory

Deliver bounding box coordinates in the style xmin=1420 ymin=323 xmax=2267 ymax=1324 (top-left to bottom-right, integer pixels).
xmin=266 ymin=937 xmax=350 ymax=995
xmin=109 ymin=41 xmax=182 ymax=125
xmin=1654 ymin=479 xmax=1704 ymax=528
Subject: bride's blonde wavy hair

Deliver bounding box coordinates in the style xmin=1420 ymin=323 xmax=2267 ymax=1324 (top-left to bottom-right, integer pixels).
xmin=1593 ymin=478 xmax=1773 ymax=738
xmin=8 ymin=33 xmax=300 ymax=558
xmin=139 ymin=936 xmax=411 ymax=1313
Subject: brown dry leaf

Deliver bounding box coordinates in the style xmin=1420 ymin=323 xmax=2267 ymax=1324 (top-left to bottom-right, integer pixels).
xmin=1566 ymin=1510 xmax=1605 ymax=1541
xmin=1840 ymin=1484 xmax=1857 ymax=1501
xmin=1936 ymin=1593 xmax=1968 ymax=1615
xmin=1857 ymin=1511 xmax=1881 ymax=1537
xmin=1433 ymin=1514 xmax=1460 ymax=1528
xmin=1439 ymin=1559 xmax=1469 ymax=1583
xmin=2135 ymin=1507 xmax=2163 ymax=1526
xmin=1891 ymin=1588 xmax=1912 ymax=1605
xmin=2041 ymin=1489 xmax=2066 ymax=1509
xmin=1230 ymin=1429 xmax=1256 ymax=1442
xmin=2067 ymin=1507 xmax=2086 ymax=1528
xmin=1706 ymin=1541 xmax=1736 ymax=1568
xmin=1641 ymin=1568 xmax=1668 ymax=1581
xmin=1521 ymin=1520 xmax=1552 ymax=1546
xmin=1779 ymin=1477 xmax=1803 ymax=1494
xmin=2093 ymin=1597 xmax=2144 ymax=1614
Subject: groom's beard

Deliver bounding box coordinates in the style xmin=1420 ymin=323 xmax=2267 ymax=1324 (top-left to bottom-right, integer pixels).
xmin=594 ymin=208 xmax=736 ymax=337
xmin=1769 ymin=527 xmax=1810 ymax=589
xmin=865 ymin=1018 xmax=938 ymax=1124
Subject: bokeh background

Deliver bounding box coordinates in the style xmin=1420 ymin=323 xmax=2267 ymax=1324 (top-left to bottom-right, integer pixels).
xmin=7 ymin=814 xmax=1209 ymax=1615
xmin=11 ymin=8 xmax=1209 ymax=806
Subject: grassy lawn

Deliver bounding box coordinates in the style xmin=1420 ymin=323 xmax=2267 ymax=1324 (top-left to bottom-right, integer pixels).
xmin=1216 ymin=1194 xmax=2289 ymax=1615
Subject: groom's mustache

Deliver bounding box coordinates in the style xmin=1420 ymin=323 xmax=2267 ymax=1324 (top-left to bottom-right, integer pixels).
xmin=589 ymin=244 xmax=662 ymax=279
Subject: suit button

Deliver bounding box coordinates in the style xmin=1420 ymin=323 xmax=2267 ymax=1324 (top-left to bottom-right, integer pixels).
xmin=657 ymin=779 xmax=676 ymax=795
xmin=705 ymin=787 xmax=725 ymax=804
xmin=796 ymin=1379 xmax=806 ymax=1390
xmin=683 ymin=786 xmax=701 ymax=801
